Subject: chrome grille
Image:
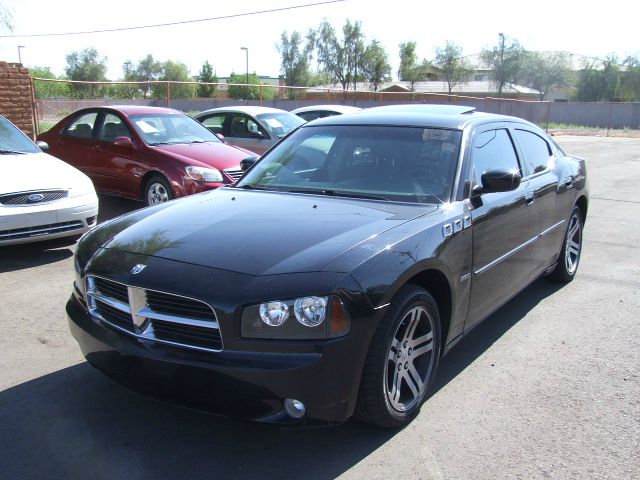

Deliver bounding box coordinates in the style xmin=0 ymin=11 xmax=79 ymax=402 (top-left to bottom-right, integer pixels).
xmin=85 ymin=276 xmax=222 ymax=352
xmin=0 ymin=189 xmax=68 ymax=205
xmin=0 ymin=220 xmax=84 ymax=241
xmin=223 ymin=168 xmax=244 ymax=183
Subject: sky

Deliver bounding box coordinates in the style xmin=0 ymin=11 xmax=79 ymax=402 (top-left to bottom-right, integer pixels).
xmin=0 ymin=0 xmax=637 ymax=81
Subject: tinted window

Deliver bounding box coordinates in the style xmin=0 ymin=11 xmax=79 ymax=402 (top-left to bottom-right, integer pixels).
xmin=201 ymin=114 xmax=226 ymax=135
xmin=237 ymin=125 xmax=462 ymax=203
xmin=515 ymin=129 xmax=552 ymax=175
xmin=98 ymin=113 xmax=131 ymax=142
xmin=471 ymin=129 xmax=521 ymax=186
xmin=64 ymin=112 xmax=97 ymax=139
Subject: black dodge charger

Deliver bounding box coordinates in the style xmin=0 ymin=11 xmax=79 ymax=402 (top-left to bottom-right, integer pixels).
xmin=67 ymin=105 xmax=588 ymax=427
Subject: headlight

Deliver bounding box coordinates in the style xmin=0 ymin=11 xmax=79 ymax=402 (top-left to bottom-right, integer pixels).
xmin=242 ymin=296 xmax=350 ymax=340
xmin=185 ymin=166 xmax=223 ymax=182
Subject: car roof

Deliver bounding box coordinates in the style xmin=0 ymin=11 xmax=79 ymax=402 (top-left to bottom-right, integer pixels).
xmin=68 ymin=105 xmax=184 ymax=116
xmin=195 ymin=106 xmax=291 ymax=117
xmin=304 ymin=104 xmax=536 ymax=130
xmin=291 ymin=105 xmax=363 ymax=115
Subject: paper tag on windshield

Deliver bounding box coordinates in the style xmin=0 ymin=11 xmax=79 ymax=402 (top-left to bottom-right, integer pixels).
xmin=136 ymin=121 xmax=159 ymax=133
xmin=265 ymin=118 xmax=283 ymax=129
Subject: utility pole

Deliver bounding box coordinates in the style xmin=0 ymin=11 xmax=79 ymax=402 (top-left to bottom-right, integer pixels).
xmin=498 ymin=33 xmax=505 ymax=97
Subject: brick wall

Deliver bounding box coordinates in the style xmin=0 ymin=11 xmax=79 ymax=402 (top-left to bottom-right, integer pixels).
xmin=0 ymin=61 xmax=35 ymax=138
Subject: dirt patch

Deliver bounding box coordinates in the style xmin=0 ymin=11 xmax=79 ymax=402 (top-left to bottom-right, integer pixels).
xmin=549 ymin=128 xmax=640 ymax=138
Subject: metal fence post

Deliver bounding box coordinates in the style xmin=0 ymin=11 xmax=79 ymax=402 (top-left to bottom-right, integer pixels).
xmin=166 ymin=82 xmax=171 ymax=108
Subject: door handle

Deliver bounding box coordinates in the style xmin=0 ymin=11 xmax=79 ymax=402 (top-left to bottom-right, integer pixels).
xmin=525 ymin=191 xmax=535 ymax=206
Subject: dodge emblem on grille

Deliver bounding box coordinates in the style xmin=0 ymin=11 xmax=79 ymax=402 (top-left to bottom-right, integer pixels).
xmin=130 ymin=264 xmax=147 ymax=275
xmin=28 ymin=193 xmax=45 ymax=202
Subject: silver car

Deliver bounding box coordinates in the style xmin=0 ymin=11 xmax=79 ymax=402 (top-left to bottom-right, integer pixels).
xmin=194 ymin=106 xmax=304 ymax=155
xmin=291 ymin=104 xmax=362 ymax=122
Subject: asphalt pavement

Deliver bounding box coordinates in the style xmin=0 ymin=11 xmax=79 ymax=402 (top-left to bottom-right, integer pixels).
xmin=0 ymin=136 xmax=638 ymax=480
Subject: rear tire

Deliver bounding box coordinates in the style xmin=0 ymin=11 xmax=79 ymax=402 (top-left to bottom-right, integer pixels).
xmin=144 ymin=175 xmax=173 ymax=206
xmin=549 ymin=206 xmax=583 ymax=283
xmin=355 ymin=285 xmax=441 ymax=428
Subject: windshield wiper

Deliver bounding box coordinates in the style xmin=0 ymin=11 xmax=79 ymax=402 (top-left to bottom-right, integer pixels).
xmin=235 ymin=184 xmax=273 ymax=191
xmin=287 ymin=188 xmax=389 ymax=201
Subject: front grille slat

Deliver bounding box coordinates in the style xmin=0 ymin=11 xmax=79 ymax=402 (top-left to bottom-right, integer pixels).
xmin=223 ymin=168 xmax=243 ymax=183
xmin=0 ymin=220 xmax=84 ymax=240
xmin=0 ymin=189 xmax=68 ymax=205
xmin=86 ymin=276 xmax=222 ymax=352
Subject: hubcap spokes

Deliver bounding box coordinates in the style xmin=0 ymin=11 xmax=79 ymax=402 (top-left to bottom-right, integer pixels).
xmin=385 ymin=306 xmax=435 ymax=412
xmin=148 ymin=183 xmax=169 ymax=205
xmin=565 ymin=213 xmax=581 ymax=274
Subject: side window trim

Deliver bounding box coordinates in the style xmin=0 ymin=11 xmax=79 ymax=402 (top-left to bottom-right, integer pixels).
xmin=511 ymin=127 xmax=554 ymax=178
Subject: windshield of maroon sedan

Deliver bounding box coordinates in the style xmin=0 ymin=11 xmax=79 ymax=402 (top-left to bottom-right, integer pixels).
xmin=129 ymin=113 xmax=222 ymax=146
xmin=0 ymin=116 xmax=40 ymax=154
xmin=236 ymin=125 xmax=462 ymax=204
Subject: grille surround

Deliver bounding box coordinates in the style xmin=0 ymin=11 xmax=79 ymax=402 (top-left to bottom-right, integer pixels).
xmin=223 ymin=168 xmax=244 ymax=183
xmin=0 ymin=189 xmax=68 ymax=206
xmin=85 ymin=276 xmax=223 ymax=352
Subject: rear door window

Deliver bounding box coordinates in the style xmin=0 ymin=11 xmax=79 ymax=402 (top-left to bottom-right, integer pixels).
xmin=64 ymin=112 xmax=97 ymax=139
xmin=200 ymin=114 xmax=226 ymax=135
xmin=514 ymin=129 xmax=553 ymax=176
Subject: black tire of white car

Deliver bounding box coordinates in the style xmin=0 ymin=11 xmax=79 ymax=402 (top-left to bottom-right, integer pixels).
xmin=356 ymin=285 xmax=441 ymax=428
xmin=550 ymin=206 xmax=583 ymax=283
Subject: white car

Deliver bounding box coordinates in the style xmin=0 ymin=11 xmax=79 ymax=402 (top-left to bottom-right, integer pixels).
xmin=0 ymin=115 xmax=99 ymax=246
xmin=291 ymin=105 xmax=362 ymax=122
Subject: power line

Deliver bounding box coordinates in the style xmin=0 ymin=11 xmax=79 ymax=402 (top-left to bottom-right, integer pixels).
xmin=0 ymin=0 xmax=347 ymax=38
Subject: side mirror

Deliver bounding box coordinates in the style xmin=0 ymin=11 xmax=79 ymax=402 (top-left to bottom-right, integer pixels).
xmin=113 ymin=136 xmax=134 ymax=148
xmin=240 ymin=155 xmax=259 ymax=171
xmin=36 ymin=140 xmax=49 ymax=152
xmin=473 ymin=169 xmax=521 ymax=196
xmin=248 ymin=130 xmax=265 ymax=139
xmin=215 ymin=132 xmax=225 ymax=142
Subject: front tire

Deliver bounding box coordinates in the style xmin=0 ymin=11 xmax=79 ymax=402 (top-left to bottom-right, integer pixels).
xmin=550 ymin=206 xmax=583 ymax=283
xmin=144 ymin=175 xmax=173 ymax=206
xmin=356 ymin=285 xmax=441 ymax=428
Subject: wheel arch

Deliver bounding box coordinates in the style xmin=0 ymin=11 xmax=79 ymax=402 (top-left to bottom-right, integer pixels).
xmin=141 ymin=170 xmax=179 ymax=201
xmin=575 ymin=195 xmax=588 ymax=224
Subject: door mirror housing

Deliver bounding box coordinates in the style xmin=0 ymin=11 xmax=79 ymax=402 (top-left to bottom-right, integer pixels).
xmin=113 ymin=136 xmax=134 ymax=148
xmin=240 ymin=155 xmax=259 ymax=171
xmin=35 ymin=140 xmax=49 ymax=152
xmin=473 ymin=169 xmax=521 ymax=196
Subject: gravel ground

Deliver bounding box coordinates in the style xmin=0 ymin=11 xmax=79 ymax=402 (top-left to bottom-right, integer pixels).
xmin=0 ymin=136 xmax=638 ymax=480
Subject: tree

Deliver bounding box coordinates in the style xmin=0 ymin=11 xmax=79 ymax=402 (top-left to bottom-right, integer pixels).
xmin=619 ymin=55 xmax=640 ymax=101
xmin=433 ymin=41 xmax=471 ymax=94
xmin=575 ymin=56 xmax=621 ymax=102
xmin=277 ymin=30 xmax=313 ymax=89
xmin=64 ymin=48 xmax=108 ymax=98
xmin=315 ymin=19 xmax=366 ymax=91
xmin=123 ymin=54 xmax=162 ymax=98
xmin=197 ymin=60 xmax=218 ymax=98
xmin=29 ymin=66 xmax=70 ymax=98
xmin=520 ymin=51 xmax=571 ymax=100
xmin=361 ymin=40 xmax=391 ymax=91
xmin=227 ymin=72 xmax=275 ymax=100
xmin=0 ymin=1 xmax=12 ymax=32
xmin=398 ymin=41 xmax=433 ymax=90
xmin=480 ymin=34 xmax=526 ymax=97
xmin=155 ymin=60 xmax=195 ymax=99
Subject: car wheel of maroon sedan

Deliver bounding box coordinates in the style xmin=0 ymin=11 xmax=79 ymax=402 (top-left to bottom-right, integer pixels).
xmin=145 ymin=175 xmax=173 ymax=205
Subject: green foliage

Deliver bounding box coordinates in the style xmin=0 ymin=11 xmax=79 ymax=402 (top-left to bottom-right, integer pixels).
xmin=434 ymin=41 xmax=471 ymax=93
xmin=361 ymin=40 xmax=391 ymax=91
xmin=314 ymin=19 xmax=367 ymax=91
xmin=0 ymin=0 xmax=12 ymax=32
xmin=278 ymin=30 xmax=313 ymax=90
xmin=480 ymin=34 xmax=526 ymax=97
xmin=196 ymin=60 xmax=218 ymax=98
xmin=520 ymin=51 xmax=571 ymax=100
xmin=30 ymin=66 xmax=70 ymax=98
xmin=64 ymin=47 xmax=108 ymax=98
xmin=618 ymin=55 xmax=640 ymax=101
xmin=122 ymin=54 xmax=162 ymax=98
xmin=575 ymin=56 xmax=620 ymax=102
xmin=142 ymin=60 xmax=194 ymax=99
xmin=227 ymin=72 xmax=275 ymax=100
xmin=398 ymin=41 xmax=433 ymax=90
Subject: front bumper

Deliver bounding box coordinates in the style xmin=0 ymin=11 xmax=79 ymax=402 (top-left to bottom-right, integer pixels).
xmin=0 ymin=193 xmax=98 ymax=246
xmin=67 ymin=294 xmax=371 ymax=423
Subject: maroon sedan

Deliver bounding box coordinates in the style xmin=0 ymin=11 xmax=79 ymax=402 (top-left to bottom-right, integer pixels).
xmin=38 ymin=106 xmax=254 ymax=205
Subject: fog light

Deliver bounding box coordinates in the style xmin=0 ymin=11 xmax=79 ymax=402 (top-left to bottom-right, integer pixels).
xmin=284 ymin=398 xmax=306 ymax=419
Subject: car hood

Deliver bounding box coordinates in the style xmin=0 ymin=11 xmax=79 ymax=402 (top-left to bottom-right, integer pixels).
xmin=0 ymin=151 xmax=92 ymax=194
xmin=153 ymin=142 xmax=251 ymax=170
xmin=105 ymin=189 xmax=437 ymax=276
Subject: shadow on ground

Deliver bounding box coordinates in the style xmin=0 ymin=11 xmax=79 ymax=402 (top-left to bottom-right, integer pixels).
xmin=0 ymin=277 xmax=562 ymax=480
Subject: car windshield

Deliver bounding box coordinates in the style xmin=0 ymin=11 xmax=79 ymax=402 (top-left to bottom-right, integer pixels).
xmin=129 ymin=113 xmax=222 ymax=146
xmin=0 ymin=116 xmax=40 ymax=154
xmin=236 ymin=125 xmax=462 ymax=204
xmin=256 ymin=112 xmax=305 ymax=138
